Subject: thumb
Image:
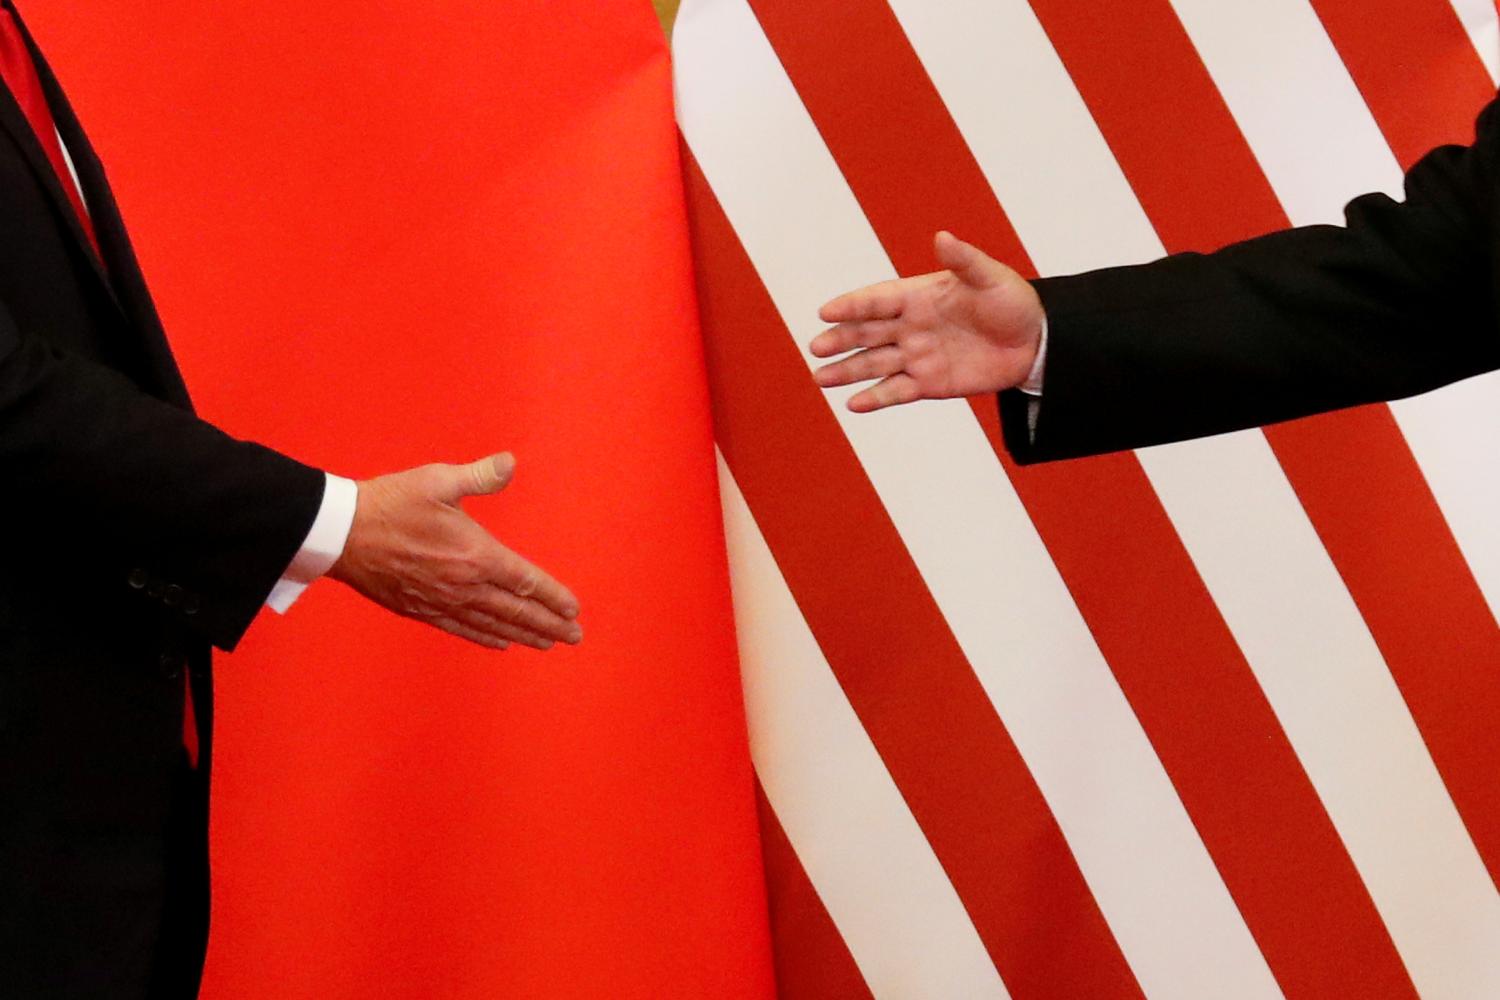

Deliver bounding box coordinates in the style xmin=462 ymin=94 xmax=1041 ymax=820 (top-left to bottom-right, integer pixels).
xmin=935 ymin=231 xmax=1004 ymax=291
xmin=445 ymin=452 xmax=517 ymax=501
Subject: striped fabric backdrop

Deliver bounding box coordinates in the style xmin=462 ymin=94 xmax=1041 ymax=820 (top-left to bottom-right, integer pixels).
xmin=674 ymin=1 xmax=1500 ymax=997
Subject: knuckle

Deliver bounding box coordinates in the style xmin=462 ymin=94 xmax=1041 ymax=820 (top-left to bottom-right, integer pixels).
xmin=428 ymin=576 xmax=461 ymax=603
xmin=397 ymin=586 xmax=433 ymax=618
xmin=512 ymin=571 xmax=539 ymax=599
xmin=451 ymin=548 xmax=488 ymax=583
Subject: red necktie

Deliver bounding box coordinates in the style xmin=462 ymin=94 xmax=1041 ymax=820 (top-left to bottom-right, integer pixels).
xmin=0 ymin=7 xmax=100 ymax=256
xmin=0 ymin=9 xmax=198 ymax=767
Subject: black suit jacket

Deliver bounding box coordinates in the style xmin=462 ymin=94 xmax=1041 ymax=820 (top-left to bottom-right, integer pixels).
xmin=1003 ymin=93 xmax=1500 ymax=464
xmin=0 ymin=4 xmax=326 ymax=996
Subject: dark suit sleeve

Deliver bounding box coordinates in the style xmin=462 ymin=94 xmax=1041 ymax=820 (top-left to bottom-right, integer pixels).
xmin=1001 ymin=94 xmax=1500 ymax=464
xmin=0 ymin=303 xmax=324 ymax=650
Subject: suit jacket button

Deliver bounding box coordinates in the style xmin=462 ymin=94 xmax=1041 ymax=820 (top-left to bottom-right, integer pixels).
xmin=159 ymin=653 xmax=184 ymax=680
xmin=128 ymin=568 xmax=149 ymax=590
xmin=147 ymin=579 xmax=165 ymax=599
xmin=183 ymin=594 xmax=201 ymax=616
xmin=163 ymin=584 xmax=184 ymax=607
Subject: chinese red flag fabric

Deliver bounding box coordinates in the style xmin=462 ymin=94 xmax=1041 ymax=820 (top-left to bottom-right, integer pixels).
xmin=22 ymin=2 xmax=775 ymax=998
xmin=677 ymin=0 xmax=1500 ymax=997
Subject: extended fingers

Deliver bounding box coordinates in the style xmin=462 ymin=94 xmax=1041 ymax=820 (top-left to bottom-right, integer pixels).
xmin=813 ymin=345 xmax=904 ymax=389
xmin=432 ymin=616 xmax=513 ymax=651
xmin=809 ymin=318 xmax=901 ymax=359
xmin=490 ymin=551 xmax=579 ymax=620
xmin=478 ymin=584 xmax=583 ymax=645
xmin=818 ymin=279 xmax=910 ymax=324
xmin=453 ymin=607 xmax=559 ymax=651
xmin=433 ymin=589 xmax=578 ymax=651
xmin=848 ymin=373 xmax=922 ymax=413
xmin=456 ymin=532 xmax=581 ymax=643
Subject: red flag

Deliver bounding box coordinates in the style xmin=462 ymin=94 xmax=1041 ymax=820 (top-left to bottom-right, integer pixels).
xmin=24 ymin=3 xmax=774 ymax=997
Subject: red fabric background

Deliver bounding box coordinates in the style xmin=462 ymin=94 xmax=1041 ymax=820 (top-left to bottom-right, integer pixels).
xmin=19 ymin=2 xmax=774 ymax=996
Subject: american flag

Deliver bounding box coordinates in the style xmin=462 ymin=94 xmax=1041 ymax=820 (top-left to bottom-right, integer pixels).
xmin=674 ymin=0 xmax=1500 ymax=997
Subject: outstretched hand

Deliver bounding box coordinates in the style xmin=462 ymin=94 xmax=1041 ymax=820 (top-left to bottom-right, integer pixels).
xmin=812 ymin=232 xmax=1045 ymax=411
xmin=328 ymin=453 xmax=582 ymax=652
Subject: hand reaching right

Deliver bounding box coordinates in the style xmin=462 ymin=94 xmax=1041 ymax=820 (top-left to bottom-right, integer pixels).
xmin=328 ymin=453 xmax=582 ymax=652
xmin=811 ymin=231 xmax=1045 ymax=412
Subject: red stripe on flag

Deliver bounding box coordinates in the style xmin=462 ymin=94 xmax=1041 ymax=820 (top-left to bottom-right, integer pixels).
xmin=754 ymin=783 xmax=875 ymax=1000
xmin=1307 ymin=0 xmax=1495 ymax=168
xmin=1029 ymin=0 xmax=1500 ymax=894
xmin=746 ymin=0 xmax=1421 ymax=996
xmin=684 ymin=150 xmax=1146 ymax=1000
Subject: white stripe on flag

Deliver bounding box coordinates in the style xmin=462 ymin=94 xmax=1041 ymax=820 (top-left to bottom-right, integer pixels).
xmin=1448 ymin=0 xmax=1500 ymax=83
xmin=677 ymin=3 xmax=1285 ymax=997
xmin=889 ymin=0 xmax=1500 ymax=994
xmin=1170 ymin=0 xmax=1500 ymax=625
xmin=718 ymin=455 xmax=1010 ymax=1000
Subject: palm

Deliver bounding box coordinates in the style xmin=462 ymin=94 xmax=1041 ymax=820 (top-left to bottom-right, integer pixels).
xmin=812 ymin=232 xmax=1043 ymax=412
xmin=903 ymin=271 xmax=1037 ymax=397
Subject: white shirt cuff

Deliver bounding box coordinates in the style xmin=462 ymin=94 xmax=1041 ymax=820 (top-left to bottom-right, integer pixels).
xmin=1021 ymin=317 xmax=1048 ymax=440
xmin=265 ymin=473 xmax=358 ymax=614
xmin=1019 ymin=316 xmax=1048 ymax=396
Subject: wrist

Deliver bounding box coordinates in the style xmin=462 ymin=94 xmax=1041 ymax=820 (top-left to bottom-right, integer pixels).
xmin=327 ymin=479 xmax=374 ymax=585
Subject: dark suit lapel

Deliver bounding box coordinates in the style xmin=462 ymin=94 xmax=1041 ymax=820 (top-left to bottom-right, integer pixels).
xmin=0 ymin=5 xmax=120 ymax=301
xmin=5 ymin=2 xmax=194 ymax=409
xmin=0 ymin=63 xmax=117 ymax=301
